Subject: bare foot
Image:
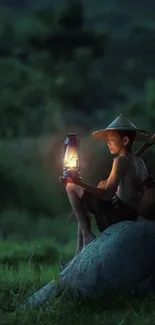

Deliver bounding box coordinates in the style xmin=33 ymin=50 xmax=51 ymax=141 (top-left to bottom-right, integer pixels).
xmin=60 ymin=248 xmax=83 ymax=270
xmin=60 ymin=260 xmax=70 ymax=270
xmin=83 ymin=233 xmax=96 ymax=247
xmin=75 ymin=246 xmax=83 ymax=256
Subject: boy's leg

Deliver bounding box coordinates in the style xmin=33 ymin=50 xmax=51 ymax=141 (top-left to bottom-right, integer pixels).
xmin=94 ymin=196 xmax=138 ymax=233
xmin=66 ymin=183 xmax=96 ymax=247
xmin=75 ymin=214 xmax=91 ymax=255
xmin=75 ymin=223 xmax=83 ymax=255
xmin=60 ymin=185 xmax=94 ymax=270
xmin=60 ymin=224 xmax=83 ymax=270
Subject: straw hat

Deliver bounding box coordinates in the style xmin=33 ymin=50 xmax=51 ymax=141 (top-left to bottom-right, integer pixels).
xmin=92 ymin=114 xmax=151 ymax=143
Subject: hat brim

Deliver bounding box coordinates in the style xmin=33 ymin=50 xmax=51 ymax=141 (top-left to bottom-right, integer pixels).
xmin=92 ymin=128 xmax=151 ymax=143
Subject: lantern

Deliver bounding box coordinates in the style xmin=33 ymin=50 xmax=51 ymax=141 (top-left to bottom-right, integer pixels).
xmin=60 ymin=133 xmax=82 ymax=183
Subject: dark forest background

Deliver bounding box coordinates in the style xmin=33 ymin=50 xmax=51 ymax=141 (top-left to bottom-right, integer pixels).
xmin=0 ymin=0 xmax=155 ymax=242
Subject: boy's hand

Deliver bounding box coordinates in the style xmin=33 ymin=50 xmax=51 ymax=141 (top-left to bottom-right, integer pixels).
xmin=59 ymin=176 xmax=73 ymax=183
xmin=97 ymin=180 xmax=107 ymax=188
xmin=59 ymin=176 xmax=78 ymax=184
xmin=66 ymin=177 xmax=74 ymax=183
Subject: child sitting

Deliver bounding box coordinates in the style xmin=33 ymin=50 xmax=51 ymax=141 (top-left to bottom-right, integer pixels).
xmin=62 ymin=114 xmax=150 ymax=268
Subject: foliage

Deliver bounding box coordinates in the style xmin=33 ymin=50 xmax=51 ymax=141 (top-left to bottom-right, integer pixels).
xmin=0 ymin=2 xmax=107 ymax=137
xmin=0 ymin=0 xmax=155 ymax=244
xmin=1 ymin=0 xmax=155 ymax=136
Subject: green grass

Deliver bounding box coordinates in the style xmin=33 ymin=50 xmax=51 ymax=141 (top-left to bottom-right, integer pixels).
xmin=0 ymin=237 xmax=77 ymax=267
xmin=1 ymin=266 xmax=155 ymax=325
xmin=0 ymin=240 xmax=154 ymax=324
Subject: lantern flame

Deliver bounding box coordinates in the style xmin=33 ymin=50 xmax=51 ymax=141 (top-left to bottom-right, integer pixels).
xmin=63 ymin=148 xmax=79 ymax=169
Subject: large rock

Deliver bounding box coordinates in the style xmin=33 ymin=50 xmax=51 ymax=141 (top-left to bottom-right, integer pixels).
xmin=24 ymin=220 xmax=155 ymax=308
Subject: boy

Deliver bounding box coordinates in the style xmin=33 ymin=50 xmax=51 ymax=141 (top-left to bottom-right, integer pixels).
xmin=62 ymin=114 xmax=150 ymax=267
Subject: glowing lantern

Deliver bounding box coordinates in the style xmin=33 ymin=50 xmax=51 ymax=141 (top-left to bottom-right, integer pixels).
xmin=60 ymin=133 xmax=82 ymax=182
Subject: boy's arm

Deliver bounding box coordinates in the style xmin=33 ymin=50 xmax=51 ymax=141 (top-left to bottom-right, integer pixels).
xmin=75 ymin=156 xmax=126 ymax=200
xmin=97 ymin=179 xmax=108 ymax=188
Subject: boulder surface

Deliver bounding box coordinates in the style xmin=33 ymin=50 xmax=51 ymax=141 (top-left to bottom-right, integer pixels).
xmin=25 ymin=220 xmax=155 ymax=307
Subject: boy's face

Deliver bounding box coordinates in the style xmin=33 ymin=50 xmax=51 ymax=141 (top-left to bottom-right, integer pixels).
xmin=107 ymin=131 xmax=129 ymax=155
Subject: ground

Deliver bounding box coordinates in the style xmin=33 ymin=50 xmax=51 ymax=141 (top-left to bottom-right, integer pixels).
xmin=0 ymin=237 xmax=155 ymax=325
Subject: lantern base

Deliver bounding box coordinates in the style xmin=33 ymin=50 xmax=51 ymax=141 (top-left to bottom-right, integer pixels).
xmin=60 ymin=169 xmax=82 ymax=183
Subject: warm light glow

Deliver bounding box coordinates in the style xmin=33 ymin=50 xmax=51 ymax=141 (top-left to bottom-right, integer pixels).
xmin=63 ymin=147 xmax=79 ymax=169
xmin=65 ymin=159 xmax=77 ymax=168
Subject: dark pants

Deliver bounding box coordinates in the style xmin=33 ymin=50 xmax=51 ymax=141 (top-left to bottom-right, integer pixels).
xmin=81 ymin=190 xmax=138 ymax=232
